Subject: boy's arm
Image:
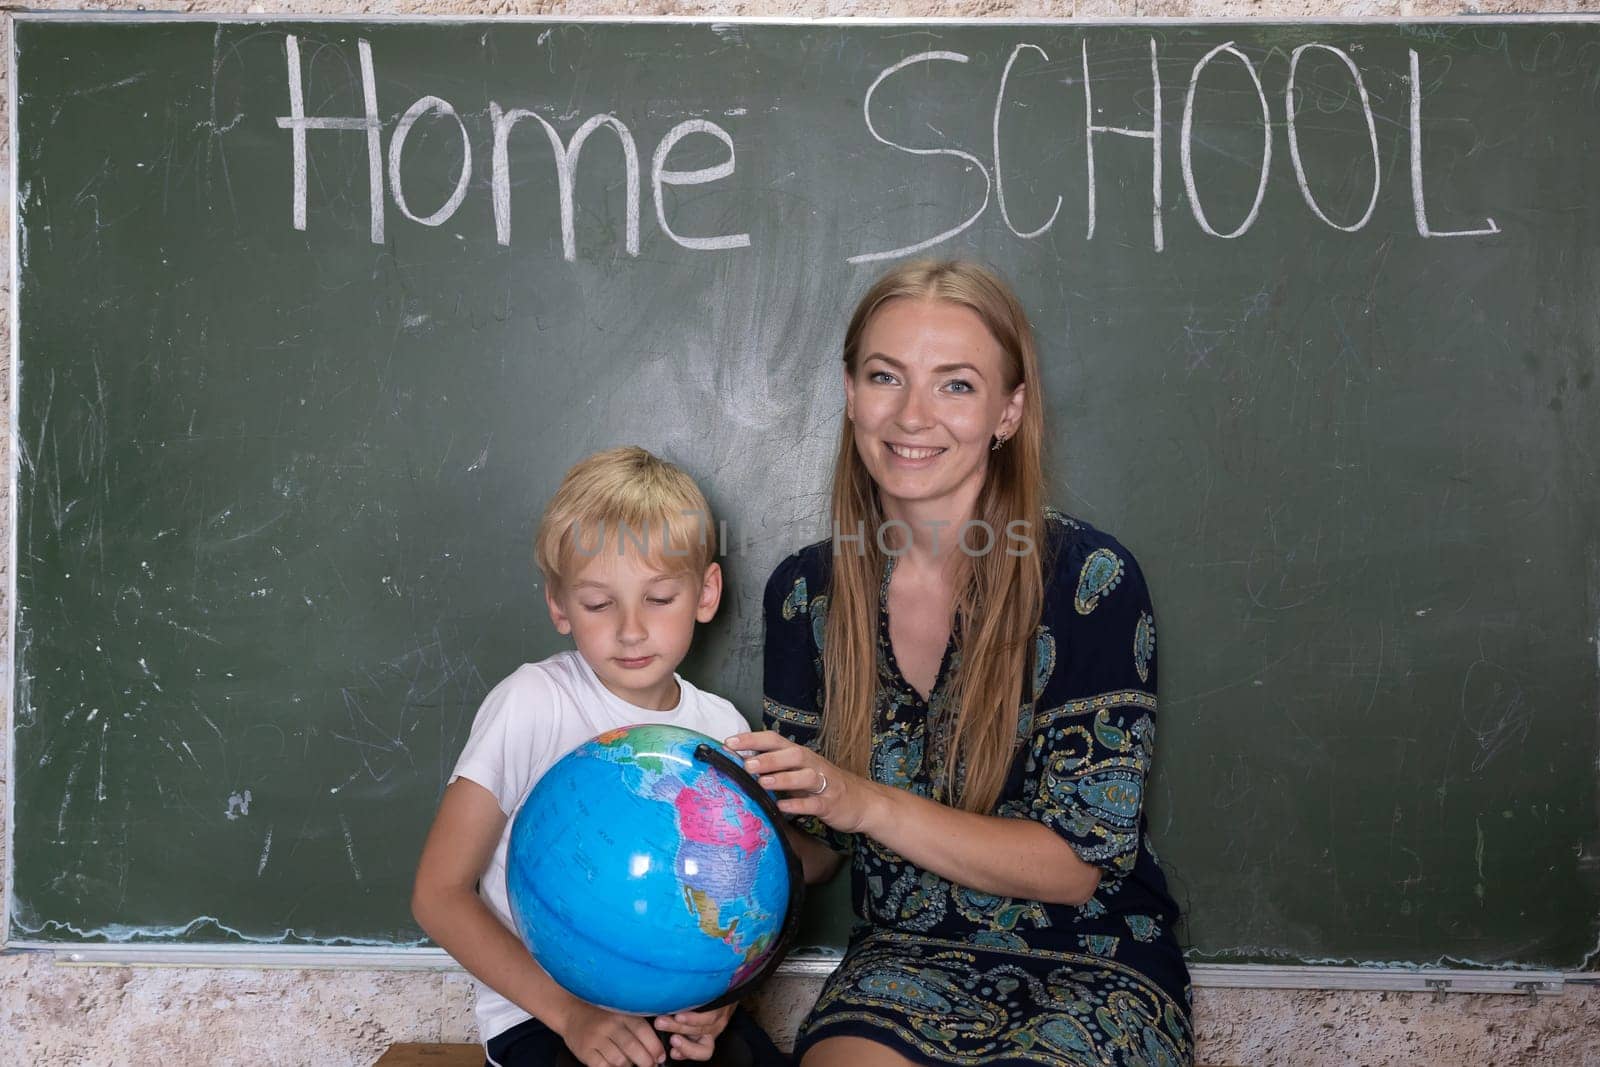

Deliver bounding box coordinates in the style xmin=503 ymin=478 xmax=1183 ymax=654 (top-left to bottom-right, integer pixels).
xmin=412 ymin=778 xmax=666 ymax=1067
xmin=782 ymin=819 xmax=845 ymax=885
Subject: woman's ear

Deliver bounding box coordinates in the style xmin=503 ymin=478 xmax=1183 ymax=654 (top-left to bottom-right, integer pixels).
xmin=999 ymin=382 xmax=1026 ymax=440
xmin=842 ymin=364 xmax=856 ymax=422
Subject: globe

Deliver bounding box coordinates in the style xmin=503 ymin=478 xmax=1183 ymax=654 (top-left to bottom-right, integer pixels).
xmin=505 ymin=723 xmax=801 ymax=1016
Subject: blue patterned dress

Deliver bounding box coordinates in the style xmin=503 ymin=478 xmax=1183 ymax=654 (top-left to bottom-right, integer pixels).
xmin=761 ymin=512 xmax=1192 ymax=1066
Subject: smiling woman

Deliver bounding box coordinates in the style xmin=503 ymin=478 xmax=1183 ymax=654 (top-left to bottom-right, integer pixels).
xmin=737 ymin=260 xmax=1193 ymax=1067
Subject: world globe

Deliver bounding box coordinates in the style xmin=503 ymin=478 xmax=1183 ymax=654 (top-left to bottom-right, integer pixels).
xmin=506 ymin=723 xmax=802 ymax=1015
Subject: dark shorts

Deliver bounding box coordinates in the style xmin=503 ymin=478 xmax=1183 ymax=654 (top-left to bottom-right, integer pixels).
xmin=485 ymin=1006 xmax=788 ymax=1067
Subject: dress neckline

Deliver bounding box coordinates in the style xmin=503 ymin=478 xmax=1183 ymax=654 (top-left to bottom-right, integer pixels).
xmin=877 ymin=553 xmax=959 ymax=707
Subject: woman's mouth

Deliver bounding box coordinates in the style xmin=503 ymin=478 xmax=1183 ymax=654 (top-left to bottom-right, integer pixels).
xmin=885 ymin=442 xmax=946 ymax=463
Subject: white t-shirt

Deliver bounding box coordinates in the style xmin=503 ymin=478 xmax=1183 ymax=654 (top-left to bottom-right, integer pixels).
xmin=448 ymin=649 xmax=751 ymax=1045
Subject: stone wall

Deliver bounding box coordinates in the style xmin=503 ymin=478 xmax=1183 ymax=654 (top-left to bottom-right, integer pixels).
xmin=2 ymin=2 xmax=1596 ymax=1063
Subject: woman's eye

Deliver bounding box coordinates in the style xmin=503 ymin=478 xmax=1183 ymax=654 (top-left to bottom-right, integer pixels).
xmin=869 ymin=371 xmax=896 ymax=385
xmin=946 ymin=379 xmax=975 ymax=394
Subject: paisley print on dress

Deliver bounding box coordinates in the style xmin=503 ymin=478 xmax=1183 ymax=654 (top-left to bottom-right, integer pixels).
xmin=1080 ymin=934 xmax=1120 ymax=957
xmin=1075 ymin=548 xmax=1125 ymax=615
xmin=1076 ymin=768 xmax=1145 ymax=824
xmin=806 ymin=933 xmax=1192 ymax=1066
xmin=858 ymin=967 xmax=955 ymax=1014
xmin=783 ymin=576 xmax=809 ymax=620
xmin=872 ymin=730 xmax=925 ymax=790
xmin=1044 ymin=505 xmax=1082 ymax=530
xmin=1134 ymin=610 xmax=1155 ymax=684
xmin=762 ymin=696 xmax=819 ymax=730
xmin=1032 ymin=626 xmax=1057 ymax=701
xmin=1125 ymin=914 xmax=1159 ymax=942
xmin=810 ymin=593 xmax=829 ymax=652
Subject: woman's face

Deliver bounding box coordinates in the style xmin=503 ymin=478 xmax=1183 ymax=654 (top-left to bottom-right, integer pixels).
xmin=844 ymin=297 xmax=1025 ymax=516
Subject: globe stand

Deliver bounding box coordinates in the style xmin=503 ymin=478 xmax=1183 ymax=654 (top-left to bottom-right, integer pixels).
xmin=691 ymin=744 xmax=807 ymax=1013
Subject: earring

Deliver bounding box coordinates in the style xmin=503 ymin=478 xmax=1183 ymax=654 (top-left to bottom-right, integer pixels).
xmin=991 ymin=434 xmax=1007 ymax=452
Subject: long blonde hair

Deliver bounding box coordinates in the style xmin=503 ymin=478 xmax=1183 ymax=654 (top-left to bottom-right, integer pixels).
xmin=821 ymin=260 xmax=1047 ymax=814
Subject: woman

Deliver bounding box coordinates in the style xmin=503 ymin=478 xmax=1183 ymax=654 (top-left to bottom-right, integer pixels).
xmin=726 ymin=260 xmax=1192 ymax=1066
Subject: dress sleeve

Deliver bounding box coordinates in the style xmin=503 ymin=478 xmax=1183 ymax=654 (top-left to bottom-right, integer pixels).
xmin=1019 ymin=543 xmax=1160 ymax=879
xmin=759 ymin=551 xmax=851 ymax=853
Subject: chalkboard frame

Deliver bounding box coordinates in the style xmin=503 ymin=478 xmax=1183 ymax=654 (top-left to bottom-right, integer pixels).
xmin=5 ymin=13 xmax=1598 ymax=990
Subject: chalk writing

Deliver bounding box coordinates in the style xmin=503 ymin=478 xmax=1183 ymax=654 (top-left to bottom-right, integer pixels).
xmin=275 ymin=34 xmax=1505 ymax=262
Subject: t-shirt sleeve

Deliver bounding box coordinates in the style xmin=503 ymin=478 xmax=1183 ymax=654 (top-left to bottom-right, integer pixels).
xmin=759 ymin=551 xmax=851 ymax=853
xmin=450 ymin=668 xmax=562 ymax=818
xmin=1019 ymin=543 xmax=1160 ymax=879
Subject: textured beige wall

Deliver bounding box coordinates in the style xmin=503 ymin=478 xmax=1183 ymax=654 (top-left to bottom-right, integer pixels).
xmin=2 ymin=2 xmax=1598 ymax=1064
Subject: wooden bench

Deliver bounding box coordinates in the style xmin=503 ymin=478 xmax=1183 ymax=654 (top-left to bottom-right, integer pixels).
xmin=374 ymin=1045 xmax=483 ymax=1066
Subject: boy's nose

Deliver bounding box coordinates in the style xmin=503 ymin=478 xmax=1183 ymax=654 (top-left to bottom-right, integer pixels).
xmin=616 ymin=608 xmax=647 ymax=643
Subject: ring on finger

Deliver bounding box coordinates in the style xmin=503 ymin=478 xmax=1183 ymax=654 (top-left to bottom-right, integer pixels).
xmin=808 ymin=771 xmax=828 ymax=795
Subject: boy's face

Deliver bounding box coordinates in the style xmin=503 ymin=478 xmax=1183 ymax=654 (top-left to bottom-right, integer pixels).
xmin=546 ymin=547 xmax=722 ymax=711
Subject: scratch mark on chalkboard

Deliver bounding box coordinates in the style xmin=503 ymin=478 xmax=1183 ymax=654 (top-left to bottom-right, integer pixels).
xmin=1363 ymin=622 xmax=1386 ymax=716
xmin=1182 ymin=324 xmax=1228 ymax=372
xmin=257 ymin=827 xmax=274 ymax=876
xmin=1459 ymin=645 xmax=1532 ymax=773
xmin=71 ymin=72 xmax=149 ymax=97
xmin=1474 ymin=817 xmax=1486 ymax=903
xmin=211 ymin=510 xmax=288 ymax=546
xmin=203 ymin=25 xmax=240 ymax=219
xmin=340 ymin=814 xmax=363 ymax=881
xmin=1166 ymin=641 xmax=1305 ymax=710
xmin=96 ymin=722 xmax=109 ymax=803
xmin=57 ymin=762 xmax=81 ymax=840
xmin=159 ymin=616 xmax=221 ymax=645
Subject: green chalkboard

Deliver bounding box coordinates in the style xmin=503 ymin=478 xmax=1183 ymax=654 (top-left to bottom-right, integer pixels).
xmin=11 ymin=17 xmax=1599 ymax=970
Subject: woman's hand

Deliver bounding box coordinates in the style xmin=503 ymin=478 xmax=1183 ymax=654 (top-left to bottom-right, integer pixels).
xmin=653 ymin=1004 xmax=735 ymax=1061
xmin=725 ymin=730 xmax=881 ymax=835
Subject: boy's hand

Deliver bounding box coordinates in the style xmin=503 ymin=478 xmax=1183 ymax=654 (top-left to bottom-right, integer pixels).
xmin=653 ymin=1004 xmax=736 ymax=1062
xmin=558 ymin=1001 xmax=667 ymax=1067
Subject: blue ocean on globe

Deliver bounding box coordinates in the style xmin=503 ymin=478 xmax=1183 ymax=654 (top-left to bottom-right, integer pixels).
xmin=506 ymin=723 xmax=796 ymax=1015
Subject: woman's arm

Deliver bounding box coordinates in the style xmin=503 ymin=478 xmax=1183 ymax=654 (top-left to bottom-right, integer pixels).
xmin=729 ymin=731 xmax=1100 ymax=906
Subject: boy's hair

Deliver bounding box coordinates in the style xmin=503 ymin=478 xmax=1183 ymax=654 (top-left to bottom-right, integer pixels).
xmin=535 ymin=446 xmax=716 ymax=592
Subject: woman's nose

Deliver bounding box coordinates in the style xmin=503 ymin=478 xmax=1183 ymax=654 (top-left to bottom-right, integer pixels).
xmin=896 ymin=387 xmax=932 ymax=431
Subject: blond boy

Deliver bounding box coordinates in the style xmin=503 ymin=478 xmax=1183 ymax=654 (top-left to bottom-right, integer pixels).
xmin=412 ymin=448 xmax=778 ymax=1067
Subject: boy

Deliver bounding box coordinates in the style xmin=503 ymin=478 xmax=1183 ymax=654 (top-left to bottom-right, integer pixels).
xmin=412 ymin=447 xmax=782 ymax=1067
